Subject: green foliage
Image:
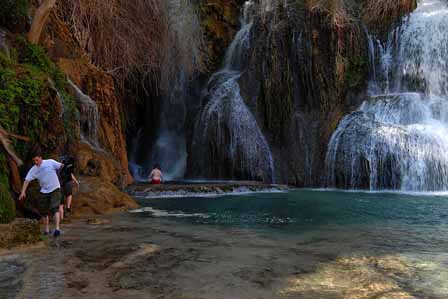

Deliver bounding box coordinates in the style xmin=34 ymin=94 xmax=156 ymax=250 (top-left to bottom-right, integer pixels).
xmin=0 ymin=154 xmax=15 ymax=224
xmin=0 ymin=36 xmax=78 ymax=169
xmin=0 ymin=59 xmax=43 ymax=133
xmin=16 ymin=37 xmax=69 ymax=92
xmin=1 ymin=37 xmax=78 ymax=144
xmin=19 ymin=40 xmax=79 ymax=139
xmin=345 ymin=56 xmax=368 ymax=88
xmin=0 ymin=47 xmax=45 ymax=138
xmin=0 ymin=36 xmax=81 ymax=223
xmin=0 ymin=0 xmax=30 ymax=31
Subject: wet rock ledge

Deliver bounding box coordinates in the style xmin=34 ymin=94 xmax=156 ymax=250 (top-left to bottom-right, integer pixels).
xmin=126 ymin=181 xmax=289 ymax=198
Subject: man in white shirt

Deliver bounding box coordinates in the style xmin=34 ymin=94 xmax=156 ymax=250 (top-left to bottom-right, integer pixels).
xmin=19 ymin=153 xmax=64 ymax=237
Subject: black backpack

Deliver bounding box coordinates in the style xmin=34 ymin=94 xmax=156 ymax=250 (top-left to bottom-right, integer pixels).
xmin=60 ymin=156 xmax=75 ymax=183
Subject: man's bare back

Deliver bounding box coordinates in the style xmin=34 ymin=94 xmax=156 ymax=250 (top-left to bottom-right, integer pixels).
xmin=149 ymin=166 xmax=163 ymax=184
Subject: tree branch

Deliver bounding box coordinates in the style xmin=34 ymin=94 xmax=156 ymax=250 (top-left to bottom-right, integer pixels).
xmin=27 ymin=0 xmax=57 ymax=44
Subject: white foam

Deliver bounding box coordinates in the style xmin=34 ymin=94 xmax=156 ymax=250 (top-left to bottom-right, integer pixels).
xmin=303 ymin=188 xmax=448 ymax=198
xmin=130 ymin=206 xmax=210 ymax=218
xmin=132 ymin=187 xmax=287 ymax=199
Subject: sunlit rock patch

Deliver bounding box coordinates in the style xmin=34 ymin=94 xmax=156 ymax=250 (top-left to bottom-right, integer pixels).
xmin=281 ymin=255 xmax=420 ymax=299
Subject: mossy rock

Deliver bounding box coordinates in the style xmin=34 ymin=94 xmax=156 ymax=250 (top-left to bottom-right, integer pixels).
xmin=0 ymin=218 xmax=41 ymax=248
xmin=0 ymin=36 xmax=79 ymax=161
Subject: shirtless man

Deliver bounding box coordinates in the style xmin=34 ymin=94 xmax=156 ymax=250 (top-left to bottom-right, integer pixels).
xmin=149 ymin=164 xmax=163 ymax=184
xmin=19 ymin=153 xmax=64 ymax=237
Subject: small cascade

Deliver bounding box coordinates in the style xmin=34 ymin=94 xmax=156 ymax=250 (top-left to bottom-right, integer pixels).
xmin=191 ymin=1 xmax=275 ymax=183
xmin=326 ymin=0 xmax=448 ymax=191
xmin=366 ymin=28 xmax=399 ymax=95
xmin=68 ymin=80 xmax=100 ymax=148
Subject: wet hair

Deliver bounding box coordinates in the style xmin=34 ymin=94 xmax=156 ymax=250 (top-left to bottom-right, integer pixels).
xmin=153 ymin=164 xmax=161 ymax=170
xmin=32 ymin=151 xmax=43 ymax=159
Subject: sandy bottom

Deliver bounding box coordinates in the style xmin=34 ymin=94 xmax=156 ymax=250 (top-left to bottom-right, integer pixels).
xmin=0 ymin=214 xmax=444 ymax=299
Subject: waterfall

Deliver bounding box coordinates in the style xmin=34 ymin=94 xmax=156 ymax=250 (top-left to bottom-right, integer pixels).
xmin=128 ymin=0 xmax=203 ymax=181
xmin=326 ymin=0 xmax=448 ymax=191
xmin=366 ymin=28 xmax=399 ymax=95
xmin=68 ymin=80 xmax=101 ymax=148
xmin=191 ymin=1 xmax=275 ymax=183
xmin=150 ymin=72 xmax=188 ymax=181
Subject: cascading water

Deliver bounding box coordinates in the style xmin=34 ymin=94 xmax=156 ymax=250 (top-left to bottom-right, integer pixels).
xmin=128 ymin=0 xmax=202 ymax=181
xmin=149 ymin=72 xmax=188 ymax=181
xmin=68 ymin=80 xmax=101 ymax=148
xmin=191 ymin=1 xmax=275 ymax=183
xmin=326 ymin=0 xmax=448 ymax=191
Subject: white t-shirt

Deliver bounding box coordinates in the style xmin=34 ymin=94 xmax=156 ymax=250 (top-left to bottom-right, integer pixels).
xmin=25 ymin=159 xmax=62 ymax=194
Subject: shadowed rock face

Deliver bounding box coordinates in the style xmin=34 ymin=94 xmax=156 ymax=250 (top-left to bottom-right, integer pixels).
xmin=238 ymin=3 xmax=368 ymax=186
xmin=198 ymin=0 xmax=247 ymax=73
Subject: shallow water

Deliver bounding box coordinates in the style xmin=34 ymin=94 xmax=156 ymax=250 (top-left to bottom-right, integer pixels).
xmin=133 ymin=189 xmax=448 ymax=298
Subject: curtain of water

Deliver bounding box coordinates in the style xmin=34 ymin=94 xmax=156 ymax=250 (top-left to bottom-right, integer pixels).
xmin=326 ymin=0 xmax=448 ymax=191
xmin=150 ymin=72 xmax=188 ymax=181
xmin=191 ymin=1 xmax=275 ymax=183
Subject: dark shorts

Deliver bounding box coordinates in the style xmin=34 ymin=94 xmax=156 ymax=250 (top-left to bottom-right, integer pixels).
xmin=62 ymin=181 xmax=73 ymax=197
xmin=37 ymin=189 xmax=62 ymax=216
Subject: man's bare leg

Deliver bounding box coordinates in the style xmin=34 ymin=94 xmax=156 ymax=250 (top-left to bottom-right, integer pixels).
xmin=59 ymin=204 xmax=64 ymax=220
xmin=44 ymin=216 xmax=50 ymax=233
xmin=54 ymin=211 xmax=60 ymax=231
xmin=67 ymin=195 xmax=72 ymax=210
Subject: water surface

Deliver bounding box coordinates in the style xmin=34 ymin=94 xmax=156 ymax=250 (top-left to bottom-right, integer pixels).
xmin=133 ymin=189 xmax=448 ymax=298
